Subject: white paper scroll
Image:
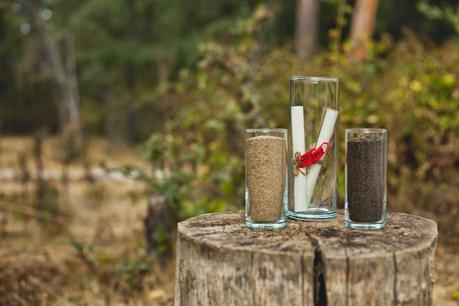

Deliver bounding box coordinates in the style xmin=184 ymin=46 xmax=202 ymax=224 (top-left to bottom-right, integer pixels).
xmin=291 ymin=106 xmax=307 ymax=211
xmin=305 ymin=108 xmax=338 ymax=208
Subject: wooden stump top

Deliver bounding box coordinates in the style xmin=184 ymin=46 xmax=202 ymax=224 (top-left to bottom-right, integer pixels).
xmin=176 ymin=210 xmax=438 ymax=306
xmin=178 ymin=211 xmax=437 ymax=258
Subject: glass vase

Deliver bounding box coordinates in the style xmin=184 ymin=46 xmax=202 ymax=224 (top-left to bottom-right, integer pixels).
xmin=245 ymin=128 xmax=288 ymax=230
xmin=345 ymin=128 xmax=387 ymax=230
xmin=287 ymin=76 xmax=339 ymax=220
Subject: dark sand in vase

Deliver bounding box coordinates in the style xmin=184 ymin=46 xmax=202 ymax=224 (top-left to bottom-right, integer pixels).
xmin=347 ymin=137 xmax=385 ymax=222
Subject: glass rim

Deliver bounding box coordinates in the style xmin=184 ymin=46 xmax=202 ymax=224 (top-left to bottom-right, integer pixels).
xmin=345 ymin=128 xmax=387 ymax=134
xmin=290 ymin=76 xmax=339 ymax=83
xmin=245 ymin=128 xmax=288 ymax=133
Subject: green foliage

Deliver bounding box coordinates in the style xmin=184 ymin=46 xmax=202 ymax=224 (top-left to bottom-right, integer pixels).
xmin=153 ymin=228 xmax=169 ymax=255
xmin=35 ymin=181 xmax=62 ymax=232
xmin=139 ymin=4 xmax=282 ymax=220
xmin=1 ymin=0 xmax=264 ymax=140
xmin=3 ymin=0 xmax=459 ymax=139
xmin=67 ymin=236 xmax=157 ymax=297
xmin=418 ymin=1 xmax=459 ymax=34
xmin=142 ymin=5 xmax=459 ymax=246
xmin=113 ymin=256 xmax=154 ymax=291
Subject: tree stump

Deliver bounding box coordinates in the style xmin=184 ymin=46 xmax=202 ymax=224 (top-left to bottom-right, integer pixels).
xmin=175 ymin=211 xmax=437 ymax=306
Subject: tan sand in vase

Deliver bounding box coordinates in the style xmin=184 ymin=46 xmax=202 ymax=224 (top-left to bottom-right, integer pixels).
xmin=246 ymin=135 xmax=286 ymax=222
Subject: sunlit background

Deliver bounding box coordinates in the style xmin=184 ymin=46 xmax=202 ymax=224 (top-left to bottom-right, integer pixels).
xmin=0 ymin=0 xmax=458 ymax=304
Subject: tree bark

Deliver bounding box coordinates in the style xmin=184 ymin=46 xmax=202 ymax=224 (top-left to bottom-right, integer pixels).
xmin=64 ymin=31 xmax=81 ymax=143
xmin=349 ymin=0 xmax=379 ymax=62
xmin=125 ymin=69 xmax=135 ymax=144
xmin=175 ymin=211 xmax=437 ymax=306
xmin=156 ymin=57 xmax=171 ymax=90
xmin=295 ymin=0 xmax=320 ymax=60
xmin=144 ymin=194 xmax=174 ymax=263
xmin=28 ymin=1 xmax=82 ymax=149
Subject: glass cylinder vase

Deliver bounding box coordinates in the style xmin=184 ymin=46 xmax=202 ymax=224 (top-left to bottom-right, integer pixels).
xmin=245 ymin=129 xmax=288 ymax=230
xmin=345 ymin=128 xmax=387 ymax=230
xmin=288 ymin=76 xmax=339 ymax=220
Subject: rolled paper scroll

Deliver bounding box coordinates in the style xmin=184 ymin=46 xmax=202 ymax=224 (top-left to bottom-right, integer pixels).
xmin=291 ymin=106 xmax=307 ymax=211
xmin=305 ymin=108 xmax=338 ymax=208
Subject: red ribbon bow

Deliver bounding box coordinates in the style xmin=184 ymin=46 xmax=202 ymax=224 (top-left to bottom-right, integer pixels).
xmin=293 ymin=142 xmax=329 ymax=176
xmin=299 ymin=141 xmax=329 ymax=168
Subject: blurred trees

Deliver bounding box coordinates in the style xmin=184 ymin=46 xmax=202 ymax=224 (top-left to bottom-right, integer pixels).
xmin=0 ymin=0 xmax=262 ymax=142
xmin=1 ymin=0 xmax=458 ymax=140
xmin=73 ymin=0 xmax=267 ymax=143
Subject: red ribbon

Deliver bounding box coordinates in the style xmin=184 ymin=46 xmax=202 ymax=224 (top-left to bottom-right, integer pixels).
xmin=298 ymin=141 xmax=329 ymax=168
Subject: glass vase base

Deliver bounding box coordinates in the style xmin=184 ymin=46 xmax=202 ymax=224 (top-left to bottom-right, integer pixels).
xmin=287 ymin=208 xmax=336 ymax=221
xmin=245 ymin=219 xmax=287 ymax=230
xmin=344 ymin=219 xmax=386 ymax=230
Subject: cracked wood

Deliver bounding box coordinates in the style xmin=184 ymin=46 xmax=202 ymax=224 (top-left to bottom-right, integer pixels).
xmin=174 ymin=211 xmax=437 ymax=306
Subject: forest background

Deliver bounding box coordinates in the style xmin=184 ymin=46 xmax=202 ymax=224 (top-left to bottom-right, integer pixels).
xmin=0 ymin=0 xmax=458 ymax=305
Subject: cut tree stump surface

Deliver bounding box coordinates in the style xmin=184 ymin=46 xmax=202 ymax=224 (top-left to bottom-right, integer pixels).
xmin=175 ymin=211 xmax=437 ymax=306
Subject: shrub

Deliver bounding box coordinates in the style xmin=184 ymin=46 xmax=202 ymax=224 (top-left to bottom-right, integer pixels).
xmin=143 ymin=6 xmax=459 ymax=244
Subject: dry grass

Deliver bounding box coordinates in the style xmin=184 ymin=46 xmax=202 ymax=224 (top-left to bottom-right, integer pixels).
xmin=0 ymin=178 xmax=175 ymax=305
xmin=0 ymin=136 xmax=174 ymax=305
xmin=0 ymin=251 xmax=60 ymax=305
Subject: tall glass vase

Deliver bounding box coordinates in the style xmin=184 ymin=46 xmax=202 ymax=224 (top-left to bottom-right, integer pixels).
xmin=288 ymin=76 xmax=339 ymax=220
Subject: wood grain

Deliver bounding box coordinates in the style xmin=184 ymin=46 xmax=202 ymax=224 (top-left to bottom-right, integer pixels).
xmin=175 ymin=211 xmax=437 ymax=306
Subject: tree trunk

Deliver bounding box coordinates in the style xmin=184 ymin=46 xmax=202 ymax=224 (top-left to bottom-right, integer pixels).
xmin=125 ymin=69 xmax=135 ymax=144
xmin=144 ymin=194 xmax=174 ymax=264
xmin=349 ymin=0 xmax=379 ymax=62
xmin=29 ymin=1 xmax=82 ymax=150
xmin=175 ymin=211 xmax=437 ymax=306
xmin=295 ymin=0 xmax=320 ymax=60
xmin=64 ymin=31 xmax=82 ymax=147
xmin=156 ymin=57 xmax=171 ymax=90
